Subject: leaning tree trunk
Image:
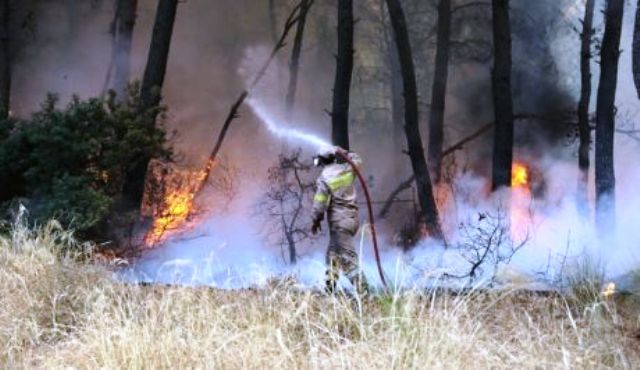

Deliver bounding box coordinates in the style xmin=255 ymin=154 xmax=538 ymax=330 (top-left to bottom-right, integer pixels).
xmin=285 ymin=0 xmax=312 ymax=121
xmin=331 ymin=0 xmax=354 ymax=150
xmin=577 ymin=0 xmax=595 ymax=212
xmin=125 ymin=0 xmax=178 ymax=208
xmin=385 ymin=0 xmax=444 ymax=241
xmin=0 ymin=0 xmax=10 ymax=119
xmin=490 ymin=0 xmax=514 ymax=191
xmin=139 ymin=0 xmax=178 ymax=112
xmin=112 ymin=0 xmax=138 ymax=99
xmin=633 ymin=0 xmax=640 ymax=98
xmin=595 ymin=0 xmax=624 ymax=230
xmin=427 ymin=0 xmax=451 ymax=182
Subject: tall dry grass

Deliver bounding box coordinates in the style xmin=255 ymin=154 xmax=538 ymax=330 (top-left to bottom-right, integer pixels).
xmin=0 ymin=218 xmax=638 ymax=369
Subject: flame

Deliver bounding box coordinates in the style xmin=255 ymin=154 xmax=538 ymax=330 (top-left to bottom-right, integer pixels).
xmin=601 ymin=282 xmax=616 ymax=299
xmin=511 ymin=161 xmax=532 ymax=241
xmin=512 ymin=162 xmax=529 ymax=188
xmin=143 ymin=161 xmax=212 ymax=247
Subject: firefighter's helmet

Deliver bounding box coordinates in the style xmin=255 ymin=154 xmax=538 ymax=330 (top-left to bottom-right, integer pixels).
xmin=314 ymin=146 xmax=340 ymax=167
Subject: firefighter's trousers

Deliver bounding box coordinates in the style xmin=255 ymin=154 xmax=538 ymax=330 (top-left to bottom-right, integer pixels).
xmin=325 ymin=226 xmax=369 ymax=295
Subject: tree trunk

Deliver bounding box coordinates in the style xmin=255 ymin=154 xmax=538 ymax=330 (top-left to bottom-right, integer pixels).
xmin=0 ymin=0 xmax=10 ymax=119
xmin=139 ymin=0 xmax=178 ymax=112
xmin=285 ymin=0 xmax=312 ymax=121
xmin=286 ymin=233 xmax=297 ymax=264
xmin=385 ymin=0 xmax=444 ymax=241
xmin=427 ymin=0 xmax=451 ymax=182
xmin=490 ymin=0 xmax=514 ymax=190
xmin=380 ymin=0 xmax=404 ymax=168
xmin=125 ymin=0 xmax=178 ymax=208
xmin=331 ymin=0 xmax=354 ymax=150
xmin=390 ymin=46 xmax=404 ymax=156
xmin=112 ymin=0 xmax=138 ymax=99
xmin=633 ymin=0 xmax=640 ymax=98
xmin=577 ymin=0 xmax=595 ymax=212
xmin=595 ymin=0 xmax=623 ymax=229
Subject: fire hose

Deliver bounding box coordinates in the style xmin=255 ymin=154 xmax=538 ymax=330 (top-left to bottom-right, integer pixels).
xmin=336 ymin=150 xmax=388 ymax=291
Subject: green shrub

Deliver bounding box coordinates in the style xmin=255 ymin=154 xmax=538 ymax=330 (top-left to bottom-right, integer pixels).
xmin=0 ymin=87 xmax=170 ymax=235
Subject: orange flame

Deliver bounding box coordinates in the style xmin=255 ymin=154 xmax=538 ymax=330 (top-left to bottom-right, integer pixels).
xmin=512 ymin=162 xmax=529 ymax=188
xmin=143 ymin=161 xmax=212 ymax=247
xmin=511 ymin=161 xmax=532 ymax=241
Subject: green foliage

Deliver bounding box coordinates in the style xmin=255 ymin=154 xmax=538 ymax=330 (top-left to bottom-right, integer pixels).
xmin=34 ymin=175 xmax=112 ymax=232
xmin=0 ymin=87 xmax=169 ymax=235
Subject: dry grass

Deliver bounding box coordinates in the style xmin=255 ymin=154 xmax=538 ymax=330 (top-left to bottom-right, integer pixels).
xmin=1 ymin=220 xmax=639 ymax=369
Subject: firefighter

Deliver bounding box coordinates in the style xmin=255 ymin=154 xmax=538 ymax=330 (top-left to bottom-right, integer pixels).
xmin=311 ymin=146 xmax=369 ymax=295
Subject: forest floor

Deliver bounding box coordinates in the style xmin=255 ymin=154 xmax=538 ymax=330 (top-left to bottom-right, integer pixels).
xmin=1 ymin=221 xmax=639 ymax=369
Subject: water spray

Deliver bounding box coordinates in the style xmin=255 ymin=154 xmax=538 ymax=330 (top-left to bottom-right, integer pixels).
xmin=247 ymin=97 xmax=388 ymax=289
xmin=247 ymin=99 xmax=331 ymax=148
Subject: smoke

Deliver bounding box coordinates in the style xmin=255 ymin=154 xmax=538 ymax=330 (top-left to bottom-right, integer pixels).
xmin=130 ymin=1 xmax=639 ymax=292
xmin=11 ymin=1 xmax=639 ymax=290
xmin=125 ymin=144 xmax=640 ymax=291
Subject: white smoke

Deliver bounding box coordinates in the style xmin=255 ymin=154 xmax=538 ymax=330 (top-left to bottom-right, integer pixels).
xmin=123 ymin=137 xmax=640 ymax=292
xmin=125 ymin=2 xmax=640 ymax=292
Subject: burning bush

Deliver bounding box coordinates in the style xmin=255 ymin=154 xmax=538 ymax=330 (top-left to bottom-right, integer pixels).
xmin=140 ymin=155 xmax=239 ymax=248
xmin=141 ymin=159 xmax=207 ymax=246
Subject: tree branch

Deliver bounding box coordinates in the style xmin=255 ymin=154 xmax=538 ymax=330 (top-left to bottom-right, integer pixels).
xmin=193 ymin=0 xmax=306 ymax=198
xmin=451 ymin=1 xmax=490 ymax=15
xmin=378 ymin=122 xmax=493 ymax=218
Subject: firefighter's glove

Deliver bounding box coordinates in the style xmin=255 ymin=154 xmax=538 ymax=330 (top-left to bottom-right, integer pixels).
xmin=311 ymin=219 xmax=322 ymax=235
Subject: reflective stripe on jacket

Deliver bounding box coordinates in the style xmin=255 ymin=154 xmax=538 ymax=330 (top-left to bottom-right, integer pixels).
xmin=312 ymin=152 xmax=362 ymax=233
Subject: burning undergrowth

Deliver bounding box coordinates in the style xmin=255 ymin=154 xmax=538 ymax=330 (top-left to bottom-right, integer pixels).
xmin=139 ymin=157 xmax=239 ymax=248
xmin=125 ymin=142 xmax=640 ymax=294
xmin=125 ymin=2 xmax=640 ymax=292
xmin=141 ymin=159 xmax=209 ymax=247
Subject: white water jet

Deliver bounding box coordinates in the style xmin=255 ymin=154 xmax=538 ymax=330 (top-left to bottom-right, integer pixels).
xmin=246 ymin=97 xmax=331 ymax=150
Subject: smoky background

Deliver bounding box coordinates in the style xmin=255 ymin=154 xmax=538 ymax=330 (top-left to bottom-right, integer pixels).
xmin=6 ymin=0 xmax=640 ymax=280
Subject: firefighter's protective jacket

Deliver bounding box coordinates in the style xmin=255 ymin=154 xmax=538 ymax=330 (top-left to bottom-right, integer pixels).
xmin=311 ymin=152 xmax=362 ymax=234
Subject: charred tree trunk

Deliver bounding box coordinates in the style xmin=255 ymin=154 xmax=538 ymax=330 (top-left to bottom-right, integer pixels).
xmin=385 ymin=0 xmax=444 ymax=241
xmin=125 ymin=0 xmax=178 ymax=208
xmin=331 ymin=0 xmax=354 ymax=150
xmin=139 ymin=0 xmax=178 ymax=112
xmin=112 ymin=0 xmax=138 ymax=98
xmin=634 ymin=0 xmax=640 ymax=98
xmin=0 ymin=0 xmax=10 ymax=119
xmin=577 ymin=0 xmax=595 ymax=211
xmin=595 ymin=0 xmax=623 ymax=228
xmin=427 ymin=0 xmax=451 ymax=182
xmin=490 ymin=0 xmax=514 ymax=190
xmin=286 ymin=233 xmax=297 ymax=264
xmin=285 ymin=0 xmax=312 ymax=121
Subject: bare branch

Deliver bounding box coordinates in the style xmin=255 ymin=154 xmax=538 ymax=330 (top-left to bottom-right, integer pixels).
xmin=193 ymin=0 xmax=307 ymax=200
